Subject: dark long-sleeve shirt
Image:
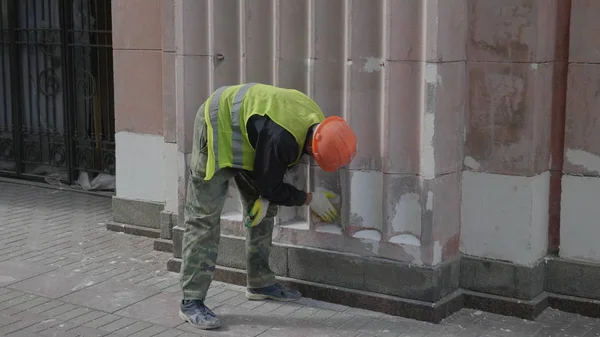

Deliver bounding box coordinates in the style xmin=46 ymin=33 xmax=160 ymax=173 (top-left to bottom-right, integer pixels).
xmin=246 ymin=115 xmax=309 ymax=207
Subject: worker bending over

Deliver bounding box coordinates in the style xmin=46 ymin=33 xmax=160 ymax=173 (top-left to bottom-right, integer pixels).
xmin=178 ymin=83 xmax=357 ymax=330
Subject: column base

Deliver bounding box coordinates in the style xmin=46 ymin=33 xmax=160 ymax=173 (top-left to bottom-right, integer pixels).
xmin=170 ymin=231 xmax=460 ymax=303
xmin=166 ymin=259 xmax=600 ymax=323
xmin=166 ymin=259 xmax=463 ymax=323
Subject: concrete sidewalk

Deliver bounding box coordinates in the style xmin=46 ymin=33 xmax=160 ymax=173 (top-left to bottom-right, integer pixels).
xmin=0 ymin=181 xmax=598 ymax=337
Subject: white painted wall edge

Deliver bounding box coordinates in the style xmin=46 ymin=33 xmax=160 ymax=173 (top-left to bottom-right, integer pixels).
xmin=560 ymin=175 xmax=600 ymax=263
xmin=164 ymin=143 xmax=178 ymax=213
xmin=115 ymin=131 xmax=167 ymax=203
xmin=460 ymin=171 xmax=550 ymax=266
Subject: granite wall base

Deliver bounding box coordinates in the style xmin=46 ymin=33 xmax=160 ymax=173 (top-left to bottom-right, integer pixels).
xmin=112 ymin=196 xmax=164 ymax=229
xmin=108 ymin=199 xmax=600 ymax=322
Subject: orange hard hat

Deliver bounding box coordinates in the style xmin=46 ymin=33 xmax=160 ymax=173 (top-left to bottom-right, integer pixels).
xmin=312 ymin=116 xmax=357 ymax=172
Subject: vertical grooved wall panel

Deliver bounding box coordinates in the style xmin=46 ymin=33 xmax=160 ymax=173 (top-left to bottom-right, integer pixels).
xmin=311 ymin=0 xmax=345 ymax=116
xmin=345 ymin=0 xmax=383 ymax=171
xmin=171 ymin=0 xmax=466 ymax=265
xmin=243 ymin=0 xmax=274 ymax=84
xmin=276 ymin=0 xmax=309 ymax=90
xmin=212 ymin=0 xmax=241 ymax=86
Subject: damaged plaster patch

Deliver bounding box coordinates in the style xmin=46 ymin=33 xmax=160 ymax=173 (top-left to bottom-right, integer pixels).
xmin=421 ymin=112 xmax=436 ymax=178
xmin=464 ymin=156 xmax=481 ymax=170
xmin=566 ymin=149 xmax=600 ymax=174
xmin=424 ymin=63 xmax=441 ymax=84
xmin=315 ymin=225 xmax=343 ymax=235
xmin=391 ymin=193 xmax=421 ymax=235
xmin=349 ymin=171 xmax=383 ymax=230
xmin=362 ymin=57 xmax=383 ymax=73
xmin=352 ymin=229 xmax=382 ymax=254
xmin=421 ymin=63 xmax=437 ymax=178
xmin=352 ymin=229 xmax=382 ymax=241
xmin=389 ymin=234 xmax=423 ymax=265
xmin=433 ymin=241 xmax=442 ymax=265
xmin=426 ymin=191 xmax=433 ymax=211
xmin=281 ymin=221 xmax=310 ymax=230
xmin=389 ymin=234 xmax=421 ymax=246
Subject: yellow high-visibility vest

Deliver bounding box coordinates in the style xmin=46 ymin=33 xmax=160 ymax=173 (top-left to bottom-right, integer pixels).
xmin=201 ymin=83 xmax=325 ymax=180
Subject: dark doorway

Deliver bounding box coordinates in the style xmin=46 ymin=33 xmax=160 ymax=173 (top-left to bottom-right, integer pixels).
xmin=0 ymin=0 xmax=115 ymax=190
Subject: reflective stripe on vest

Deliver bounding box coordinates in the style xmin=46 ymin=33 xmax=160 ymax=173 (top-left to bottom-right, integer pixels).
xmin=208 ymin=83 xmax=257 ymax=171
xmin=231 ymin=83 xmax=257 ymax=166
xmin=208 ymin=86 xmax=227 ymax=172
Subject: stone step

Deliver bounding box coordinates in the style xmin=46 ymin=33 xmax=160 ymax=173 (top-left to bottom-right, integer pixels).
xmin=165 ymin=257 xmax=463 ymax=323
xmin=106 ymin=222 xmax=160 ymax=239
xmin=154 ymin=238 xmax=173 ymax=253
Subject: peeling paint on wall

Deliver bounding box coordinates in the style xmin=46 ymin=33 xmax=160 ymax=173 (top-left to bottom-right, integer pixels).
xmin=280 ymin=221 xmax=310 ymax=230
xmin=349 ymin=171 xmax=383 ymax=230
xmin=566 ymin=149 xmax=600 ymax=174
xmin=389 ymin=233 xmax=421 ymax=246
xmin=425 ymin=63 xmax=441 ymax=85
xmin=315 ymin=224 xmax=343 ymax=235
xmin=361 ymin=57 xmax=383 ymax=73
xmin=433 ymin=241 xmax=442 ymax=265
xmin=426 ymin=191 xmax=433 ymax=211
xmin=421 ymin=112 xmax=436 ymax=178
xmin=463 ymin=156 xmax=481 ymax=170
xmin=352 ymin=229 xmax=382 ymax=241
xmin=352 ymin=229 xmax=382 ymax=254
xmin=390 ymin=192 xmax=421 ymax=236
xmin=389 ymin=234 xmax=423 ymax=265
xmin=420 ymin=64 xmax=437 ymax=179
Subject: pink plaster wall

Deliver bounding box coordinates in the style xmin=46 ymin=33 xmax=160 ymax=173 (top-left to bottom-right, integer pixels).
xmin=162 ymin=0 xmax=176 ymax=143
xmin=112 ymin=0 xmax=164 ymax=136
xmin=161 ymin=0 xmax=467 ymax=266
xmin=112 ymin=0 xmax=596 ymax=265
xmin=464 ymin=0 xmax=560 ymax=176
xmin=564 ymin=0 xmax=600 ymax=175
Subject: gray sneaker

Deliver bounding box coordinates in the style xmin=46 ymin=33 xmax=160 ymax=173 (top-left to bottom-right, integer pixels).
xmin=179 ymin=300 xmax=221 ymax=330
xmin=246 ymin=283 xmax=302 ymax=302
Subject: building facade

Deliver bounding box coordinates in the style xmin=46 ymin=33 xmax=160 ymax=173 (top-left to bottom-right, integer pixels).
xmin=108 ymin=0 xmax=600 ymax=322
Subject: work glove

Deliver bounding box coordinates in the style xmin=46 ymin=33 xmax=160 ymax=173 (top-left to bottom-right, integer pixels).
xmin=309 ymin=190 xmax=339 ymax=222
xmin=244 ymin=198 xmax=270 ymax=228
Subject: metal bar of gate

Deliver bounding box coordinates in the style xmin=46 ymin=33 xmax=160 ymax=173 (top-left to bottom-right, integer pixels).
xmin=59 ymin=0 xmax=74 ymax=184
xmin=8 ymin=0 xmax=22 ymax=177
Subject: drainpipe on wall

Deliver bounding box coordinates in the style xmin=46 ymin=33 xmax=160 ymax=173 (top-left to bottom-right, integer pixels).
xmin=548 ymin=0 xmax=572 ymax=255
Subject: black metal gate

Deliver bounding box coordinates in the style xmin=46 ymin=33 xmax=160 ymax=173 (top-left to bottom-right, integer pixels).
xmin=0 ymin=0 xmax=114 ymax=188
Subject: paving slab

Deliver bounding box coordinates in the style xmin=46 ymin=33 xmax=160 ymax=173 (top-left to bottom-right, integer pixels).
xmin=114 ymin=292 xmax=183 ymax=328
xmin=0 ymin=261 xmax=56 ymax=287
xmin=61 ymin=279 xmax=160 ymax=313
xmin=7 ymin=268 xmax=95 ymax=299
xmin=1 ymin=181 xmax=600 ymax=337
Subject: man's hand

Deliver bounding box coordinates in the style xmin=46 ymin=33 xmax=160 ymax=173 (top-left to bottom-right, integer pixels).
xmin=244 ymin=198 xmax=270 ymax=228
xmin=309 ymin=190 xmax=339 ymax=222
